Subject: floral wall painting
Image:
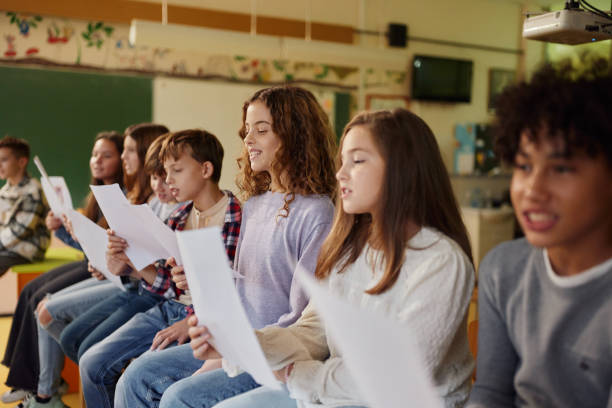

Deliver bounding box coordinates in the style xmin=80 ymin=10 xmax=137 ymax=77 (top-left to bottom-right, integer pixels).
xmin=0 ymin=10 xmax=406 ymax=94
xmin=488 ymin=68 xmax=515 ymax=111
xmin=6 ymin=12 xmax=42 ymax=36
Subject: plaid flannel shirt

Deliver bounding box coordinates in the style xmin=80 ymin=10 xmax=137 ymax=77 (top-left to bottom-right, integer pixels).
xmin=0 ymin=175 xmax=50 ymax=261
xmin=140 ymin=190 xmax=242 ymax=315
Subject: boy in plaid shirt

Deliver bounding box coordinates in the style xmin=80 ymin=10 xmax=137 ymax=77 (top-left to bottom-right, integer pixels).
xmin=78 ymin=129 xmax=242 ymax=408
xmin=0 ymin=136 xmax=50 ymax=276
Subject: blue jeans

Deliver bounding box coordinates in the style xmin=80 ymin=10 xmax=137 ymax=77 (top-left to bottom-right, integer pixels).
xmin=59 ymin=285 xmax=164 ymax=363
xmin=115 ymin=343 xmax=259 ymax=408
xmin=37 ymin=278 xmax=119 ymax=396
xmin=212 ymin=386 xmax=368 ymax=408
xmin=79 ymin=300 xmax=188 ymax=408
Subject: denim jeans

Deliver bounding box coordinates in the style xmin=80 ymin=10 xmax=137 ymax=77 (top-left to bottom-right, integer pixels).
xmin=59 ymin=284 xmax=164 ymax=363
xmin=43 ymin=278 xmax=120 ymax=341
xmin=115 ymin=343 xmax=259 ymax=408
xmin=212 ymin=386 xmax=368 ymax=408
xmin=79 ymin=300 xmax=188 ymax=408
xmin=36 ymin=278 xmax=119 ymax=396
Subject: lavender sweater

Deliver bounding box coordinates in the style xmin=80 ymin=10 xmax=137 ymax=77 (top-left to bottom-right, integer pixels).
xmin=234 ymin=192 xmax=334 ymax=330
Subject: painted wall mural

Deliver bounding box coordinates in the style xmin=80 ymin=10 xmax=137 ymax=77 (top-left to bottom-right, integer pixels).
xmin=0 ymin=11 xmax=409 ymax=93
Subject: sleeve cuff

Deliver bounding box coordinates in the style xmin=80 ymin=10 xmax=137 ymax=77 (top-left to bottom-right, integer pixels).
xmin=286 ymin=360 xmax=322 ymax=404
xmin=222 ymin=358 xmax=244 ymax=377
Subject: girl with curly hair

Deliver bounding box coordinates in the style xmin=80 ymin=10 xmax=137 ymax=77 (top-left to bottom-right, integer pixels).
xmin=115 ymin=86 xmax=337 ymax=408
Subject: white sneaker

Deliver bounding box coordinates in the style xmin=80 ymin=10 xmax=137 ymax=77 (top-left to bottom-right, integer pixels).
xmin=12 ymin=391 xmax=33 ymax=407
xmin=1 ymin=388 xmax=29 ymax=403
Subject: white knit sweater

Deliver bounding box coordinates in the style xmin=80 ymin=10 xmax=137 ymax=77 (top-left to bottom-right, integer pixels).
xmin=255 ymin=227 xmax=475 ymax=408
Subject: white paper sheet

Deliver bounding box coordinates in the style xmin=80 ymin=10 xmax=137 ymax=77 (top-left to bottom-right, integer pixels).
xmin=90 ymin=184 xmax=180 ymax=270
xmin=176 ymin=227 xmax=281 ymax=390
xmin=66 ymin=209 xmax=125 ymax=291
xmin=299 ymin=272 xmax=444 ymax=408
xmin=34 ymin=156 xmax=73 ymax=216
xmin=48 ymin=176 xmax=73 ymax=210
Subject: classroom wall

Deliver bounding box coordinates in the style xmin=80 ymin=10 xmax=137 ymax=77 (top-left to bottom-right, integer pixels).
xmin=1 ymin=0 xmax=555 ymax=193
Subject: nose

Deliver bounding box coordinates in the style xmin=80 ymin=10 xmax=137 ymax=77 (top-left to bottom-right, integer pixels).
xmin=336 ymin=163 xmax=347 ymax=181
xmin=524 ymin=169 xmax=548 ymax=201
xmin=120 ymin=150 xmax=126 ymax=161
xmin=244 ymin=128 xmax=254 ymax=145
xmin=165 ymin=173 xmax=172 ymax=185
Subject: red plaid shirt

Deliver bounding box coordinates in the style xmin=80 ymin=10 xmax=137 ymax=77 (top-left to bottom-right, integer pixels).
xmin=140 ymin=191 xmax=242 ymax=311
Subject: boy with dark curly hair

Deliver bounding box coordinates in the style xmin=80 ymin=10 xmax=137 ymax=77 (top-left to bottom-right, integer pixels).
xmin=467 ymin=58 xmax=612 ymax=407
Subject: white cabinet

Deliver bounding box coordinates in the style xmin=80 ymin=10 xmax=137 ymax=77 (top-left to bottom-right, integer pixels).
xmin=461 ymin=206 xmax=515 ymax=279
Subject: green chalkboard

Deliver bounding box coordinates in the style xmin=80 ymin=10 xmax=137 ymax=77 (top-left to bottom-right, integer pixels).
xmin=0 ymin=65 xmax=152 ymax=206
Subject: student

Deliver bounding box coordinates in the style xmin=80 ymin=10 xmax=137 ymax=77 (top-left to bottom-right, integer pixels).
xmin=467 ymin=59 xmax=612 ymax=407
xmin=1 ymin=131 xmax=124 ymax=405
xmin=191 ymin=108 xmax=476 ymax=408
xmin=28 ymin=132 xmax=183 ymax=408
xmin=78 ymin=128 xmax=242 ymax=407
xmin=0 ymin=136 xmax=50 ymax=275
xmin=57 ymin=123 xmax=170 ymax=364
xmin=114 ymin=85 xmax=337 ymax=408
xmin=145 ymin=133 xmax=183 ymax=222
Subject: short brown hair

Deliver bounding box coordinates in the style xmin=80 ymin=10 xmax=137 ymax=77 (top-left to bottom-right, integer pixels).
xmin=144 ymin=133 xmax=170 ymax=177
xmin=160 ymin=129 xmax=224 ymax=183
xmin=0 ymin=136 xmax=30 ymax=160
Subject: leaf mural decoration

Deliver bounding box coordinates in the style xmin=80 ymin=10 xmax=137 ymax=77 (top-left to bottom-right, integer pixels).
xmin=82 ymin=21 xmax=115 ymax=48
xmin=6 ymin=12 xmax=43 ymax=36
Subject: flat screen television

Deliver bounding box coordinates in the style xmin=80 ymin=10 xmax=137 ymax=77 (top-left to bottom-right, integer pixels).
xmin=411 ymin=55 xmax=473 ymax=103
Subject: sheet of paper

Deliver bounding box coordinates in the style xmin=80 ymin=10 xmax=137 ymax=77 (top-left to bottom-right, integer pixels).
xmin=40 ymin=177 xmax=64 ymax=216
xmin=34 ymin=156 xmax=73 ymax=215
xmin=176 ymin=227 xmax=281 ymax=390
xmin=33 ymin=156 xmax=49 ymax=180
xmin=48 ymin=176 xmax=73 ymax=210
xmin=90 ymin=184 xmax=178 ymax=270
xmin=66 ymin=209 xmax=125 ymax=291
xmin=299 ymin=272 xmax=444 ymax=408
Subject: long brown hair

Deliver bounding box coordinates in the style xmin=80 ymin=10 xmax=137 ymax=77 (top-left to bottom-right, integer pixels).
xmin=124 ymin=123 xmax=169 ymax=204
xmin=235 ymin=86 xmax=337 ymax=216
xmin=316 ymin=109 xmax=472 ymax=294
xmin=83 ymin=131 xmax=124 ymax=227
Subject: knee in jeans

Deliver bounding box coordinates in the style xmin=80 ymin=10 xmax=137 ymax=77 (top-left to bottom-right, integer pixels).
xmin=37 ymin=302 xmax=53 ymax=327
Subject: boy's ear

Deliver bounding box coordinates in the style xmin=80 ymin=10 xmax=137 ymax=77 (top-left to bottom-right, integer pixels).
xmin=200 ymin=161 xmax=214 ymax=180
xmin=18 ymin=156 xmax=28 ymax=169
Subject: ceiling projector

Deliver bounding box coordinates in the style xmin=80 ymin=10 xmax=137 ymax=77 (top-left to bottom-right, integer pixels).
xmin=523 ymin=8 xmax=612 ymax=44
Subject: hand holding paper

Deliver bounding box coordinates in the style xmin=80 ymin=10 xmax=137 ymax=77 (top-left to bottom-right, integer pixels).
xmin=176 ymin=227 xmax=280 ymax=390
xmin=90 ymin=184 xmax=181 ymax=270
xmin=298 ymin=271 xmax=443 ymax=408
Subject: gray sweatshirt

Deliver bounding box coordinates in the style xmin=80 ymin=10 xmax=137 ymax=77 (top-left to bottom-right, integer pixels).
xmin=234 ymin=191 xmax=334 ymax=330
xmin=468 ymin=238 xmax=612 ymax=408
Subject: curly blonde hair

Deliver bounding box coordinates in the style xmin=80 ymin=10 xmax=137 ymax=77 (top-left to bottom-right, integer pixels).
xmin=235 ymin=86 xmax=337 ymax=216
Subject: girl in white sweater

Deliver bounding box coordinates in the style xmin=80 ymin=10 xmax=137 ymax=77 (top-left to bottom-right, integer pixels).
xmin=190 ymin=108 xmax=476 ymax=408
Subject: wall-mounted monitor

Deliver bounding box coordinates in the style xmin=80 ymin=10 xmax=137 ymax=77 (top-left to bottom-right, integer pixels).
xmin=411 ymin=55 xmax=473 ymax=103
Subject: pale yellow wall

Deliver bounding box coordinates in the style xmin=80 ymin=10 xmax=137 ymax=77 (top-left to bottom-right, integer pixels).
xmin=142 ymin=0 xmax=549 ymax=172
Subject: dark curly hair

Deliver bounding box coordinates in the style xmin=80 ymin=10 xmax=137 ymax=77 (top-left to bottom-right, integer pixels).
xmin=493 ymin=55 xmax=612 ymax=166
xmin=235 ymin=86 xmax=337 ymax=216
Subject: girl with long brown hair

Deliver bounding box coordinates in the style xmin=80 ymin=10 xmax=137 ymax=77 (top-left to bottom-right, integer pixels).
xmin=204 ymin=108 xmax=476 ymax=408
xmin=115 ymin=86 xmax=336 ymax=408
xmin=121 ymin=123 xmax=169 ymax=205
